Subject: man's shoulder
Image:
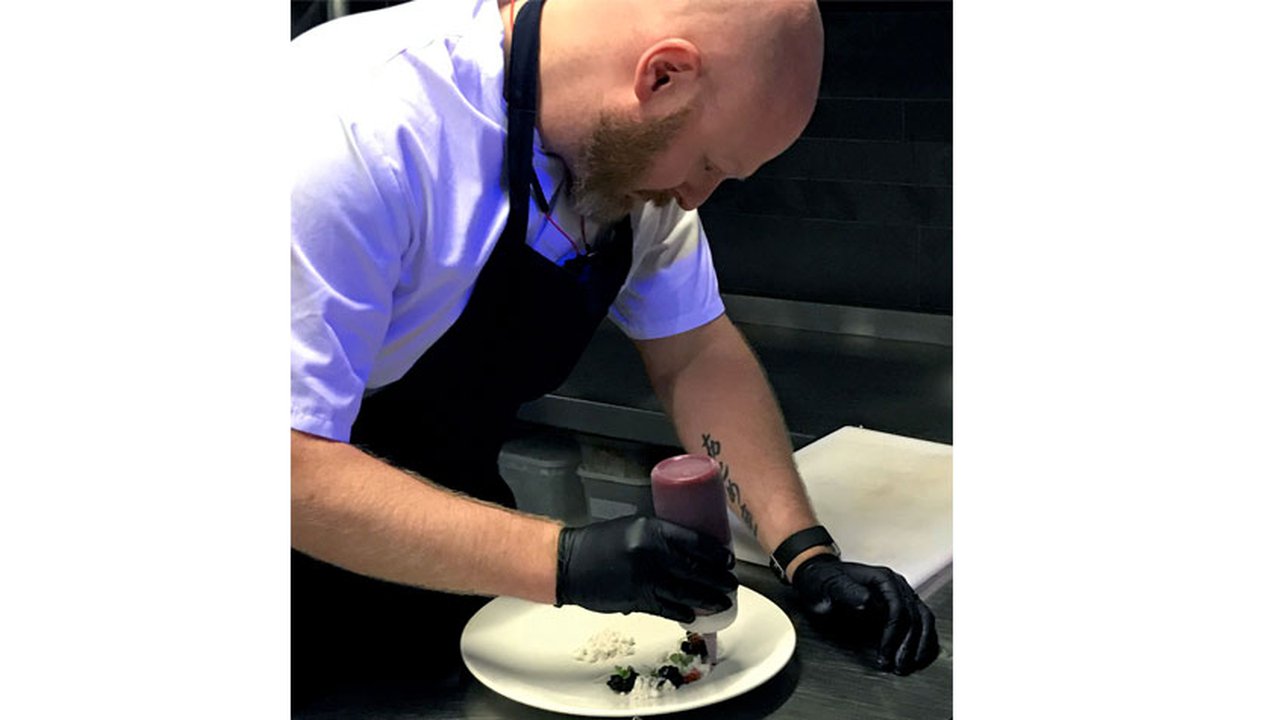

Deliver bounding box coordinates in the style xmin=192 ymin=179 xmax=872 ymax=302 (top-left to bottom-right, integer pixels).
xmin=290 ymin=0 xmax=485 ymax=68
xmin=291 ymin=0 xmax=506 ymax=164
xmin=290 ymin=0 xmax=502 ymax=118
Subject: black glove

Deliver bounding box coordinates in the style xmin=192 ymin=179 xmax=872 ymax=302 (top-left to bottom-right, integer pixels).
xmin=555 ymin=516 xmax=737 ymax=623
xmin=791 ymin=554 xmax=940 ymax=675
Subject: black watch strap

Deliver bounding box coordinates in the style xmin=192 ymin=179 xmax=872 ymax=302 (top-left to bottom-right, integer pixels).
xmin=769 ymin=525 xmax=839 ymax=584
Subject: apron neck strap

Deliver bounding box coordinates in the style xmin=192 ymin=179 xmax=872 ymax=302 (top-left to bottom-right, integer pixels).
xmin=503 ymin=0 xmax=544 ymax=242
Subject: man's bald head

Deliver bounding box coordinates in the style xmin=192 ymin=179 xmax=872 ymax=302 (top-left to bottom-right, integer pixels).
xmin=533 ymin=0 xmax=824 ymax=220
xmin=650 ymin=0 xmax=824 ymax=127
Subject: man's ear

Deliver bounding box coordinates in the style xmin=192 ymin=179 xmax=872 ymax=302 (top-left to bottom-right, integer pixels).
xmin=633 ymin=39 xmax=701 ymax=105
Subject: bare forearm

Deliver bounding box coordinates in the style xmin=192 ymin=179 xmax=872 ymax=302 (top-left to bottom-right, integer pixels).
xmin=644 ymin=319 xmax=828 ymax=576
xmin=291 ymin=430 xmax=560 ymax=603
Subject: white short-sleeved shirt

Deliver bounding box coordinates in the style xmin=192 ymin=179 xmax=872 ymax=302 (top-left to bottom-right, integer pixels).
xmin=291 ymin=0 xmax=725 ymax=442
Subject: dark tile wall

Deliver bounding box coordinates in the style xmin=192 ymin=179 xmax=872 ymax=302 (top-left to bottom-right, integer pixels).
xmin=701 ymin=1 xmax=953 ymax=315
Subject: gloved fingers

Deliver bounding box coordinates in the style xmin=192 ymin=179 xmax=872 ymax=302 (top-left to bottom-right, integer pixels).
xmin=655 ymin=581 xmax=733 ymax=616
xmin=888 ymin=575 xmax=922 ymax=674
xmin=663 ymin=557 xmax=738 ymax=596
xmin=871 ymin=571 xmax=911 ymax=669
xmin=653 ymin=527 xmax=737 ymax=594
xmin=822 ymin=569 xmax=873 ymax=612
xmin=650 ymin=590 xmax=697 ymax=624
xmin=797 ymin=561 xmax=940 ymax=675
xmin=910 ymin=598 xmax=940 ymax=672
xmin=790 ymin=557 xmax=865 ymax=644
xmin=887 ymin=575 xmax=940 ymax=673
xmin=652 ymin=518 xmax=736 ymax=570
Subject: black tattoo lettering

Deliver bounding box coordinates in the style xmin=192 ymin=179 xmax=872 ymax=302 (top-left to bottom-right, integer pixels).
xmin=701 ymin=432 xmax=759 ymax=538
xmin=701 ymin=433 xmax=721 ymax=458
xmin=740 ymin=503 xmax=758 ymax=537
xmin=723 ymin=462 xmax=739 ymax=504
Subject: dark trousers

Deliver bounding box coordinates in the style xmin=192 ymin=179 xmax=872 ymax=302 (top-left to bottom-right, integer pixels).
xmin=291 ymin=477 xmax=516 ymax=705
xmin=291 ymin=548 xmax=492 ymax=705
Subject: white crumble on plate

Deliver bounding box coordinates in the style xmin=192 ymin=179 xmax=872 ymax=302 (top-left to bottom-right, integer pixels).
xmin=572 ymin=629 xmax=637 ymax=664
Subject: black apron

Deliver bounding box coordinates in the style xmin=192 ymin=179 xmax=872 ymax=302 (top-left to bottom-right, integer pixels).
xmin=293 ymin=0 xmax=633 ymax=692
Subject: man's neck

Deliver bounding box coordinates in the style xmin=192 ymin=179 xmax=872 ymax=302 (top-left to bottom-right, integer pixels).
xmin=502 ymin=0 xmax=614 ymax=163
xmin=499 ymin=0 xmax=527 ymax=70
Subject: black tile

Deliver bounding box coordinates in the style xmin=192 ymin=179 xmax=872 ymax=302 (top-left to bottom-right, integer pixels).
xmin=700 ymin=211 xmax=922 ymax=310
xmin=704 ymin=178 xmax=952 ymax=226
xmin=818 ymin=4 xmax=953 ymax=99
xmin=905 ymin=100 xmax=952 ymax=141
xmin=757 ymin=138 xmax=951 ymax=186
xmin=804 ymin=99 xmax=903 ymax=141
xmin=909 ymin=141 xmax=952 ymax=186
xmin=918 ymin=227 xmax=952 ymax=313
xmin=758 ymin=139 xmax=908 ymax=183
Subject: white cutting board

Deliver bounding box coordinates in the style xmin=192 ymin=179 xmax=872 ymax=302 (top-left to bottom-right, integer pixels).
xmin=729 ymin=426 xmax=953 ymax=590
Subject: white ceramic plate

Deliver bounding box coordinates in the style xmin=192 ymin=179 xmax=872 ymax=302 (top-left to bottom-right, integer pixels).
xmin=460 ymin=586 xmax=796 ymax=717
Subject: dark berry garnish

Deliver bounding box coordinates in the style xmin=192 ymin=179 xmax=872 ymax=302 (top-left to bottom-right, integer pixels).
xmin=656 ymin=665 xmax=685 ymax=688
xmin=681 ymin=632 xmax=709 ymax=662
xmin=607 ymin=666 xmax=637 ymax=693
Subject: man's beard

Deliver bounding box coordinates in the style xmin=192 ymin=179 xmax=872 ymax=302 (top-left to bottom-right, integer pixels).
xmin=566 ymin=106 xmax=692 ymax=223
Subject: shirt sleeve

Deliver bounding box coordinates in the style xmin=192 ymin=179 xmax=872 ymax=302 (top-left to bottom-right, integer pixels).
xmin=291 ymin=107 xmax=412 ymax=442
xmin=608 ymin=203 xmax=725 ymax=340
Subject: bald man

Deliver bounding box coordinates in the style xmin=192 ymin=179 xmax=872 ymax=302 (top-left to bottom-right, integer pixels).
xmin=291 ymin=0 xmax=938 ymax=693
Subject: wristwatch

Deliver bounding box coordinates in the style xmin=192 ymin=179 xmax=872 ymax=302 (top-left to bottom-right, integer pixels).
xmin=768 ymin=525 xmax=841 ymax=584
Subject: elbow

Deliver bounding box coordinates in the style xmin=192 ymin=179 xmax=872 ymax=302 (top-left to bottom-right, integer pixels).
xmin=291 ymin=429 xmax=343 ymax=510
xmin=291 ymin=429 xmax=344 ymax=551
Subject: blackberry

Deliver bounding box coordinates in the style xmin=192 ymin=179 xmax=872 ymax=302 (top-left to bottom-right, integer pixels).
xmin=656 ymin=665 xmax=685 ymax=688
xmin=606 ymin=666 xmax=637 ymax=693
xmin=681 ymin=632 xmax=709 ymax=662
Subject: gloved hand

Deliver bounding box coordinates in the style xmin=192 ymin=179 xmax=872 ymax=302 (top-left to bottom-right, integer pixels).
xmin=556 ymin=516 xmax=737 ymax=623
xmin=791 ymin=554 xmax=940 ymax=675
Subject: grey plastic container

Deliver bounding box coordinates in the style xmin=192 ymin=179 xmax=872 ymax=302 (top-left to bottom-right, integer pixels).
xmin=577 ymin=466 xmax=654 ymax=520
xmin=498 ymin=434 xmax=589 ymax=526
xmin=575 ymin=436 xmax=675 ymax=520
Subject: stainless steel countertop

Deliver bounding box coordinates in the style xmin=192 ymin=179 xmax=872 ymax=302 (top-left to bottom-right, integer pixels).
xmin=294 ymin=563 xmax=953 ymax=719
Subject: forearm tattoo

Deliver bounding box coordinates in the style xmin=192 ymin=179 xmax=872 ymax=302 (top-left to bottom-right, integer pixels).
xmin=701 ymin=433 xmax=758 ymax=537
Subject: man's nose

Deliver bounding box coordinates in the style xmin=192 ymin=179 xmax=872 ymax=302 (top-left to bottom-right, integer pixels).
xmin=675 ymin=180 xmax=722 ymax=211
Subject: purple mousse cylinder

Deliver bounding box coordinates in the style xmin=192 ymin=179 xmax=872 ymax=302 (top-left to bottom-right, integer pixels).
xmin=651 ymin=453 xmax=737 ymax=644
xmin=650 ymin=454 xmax=730 ymax=546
